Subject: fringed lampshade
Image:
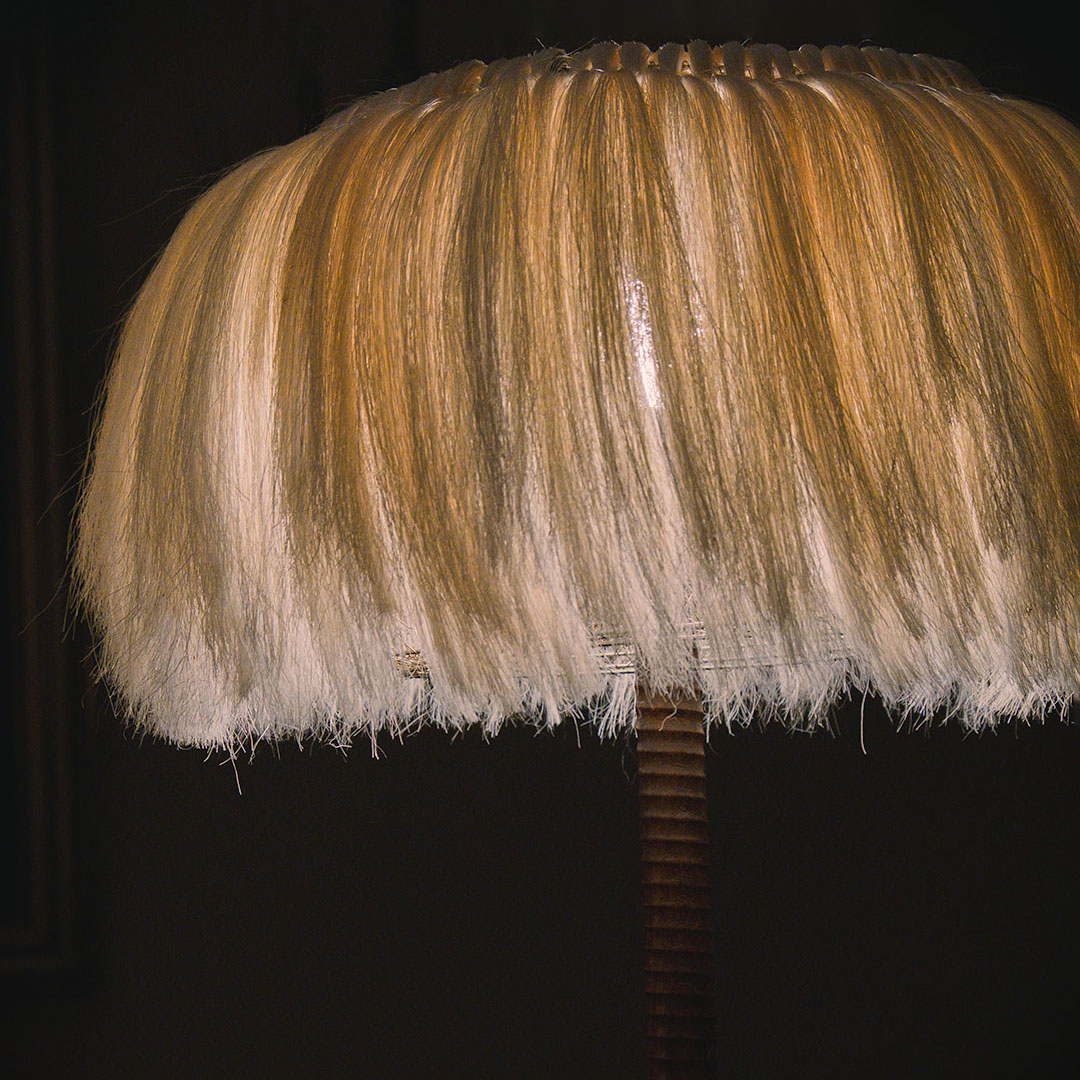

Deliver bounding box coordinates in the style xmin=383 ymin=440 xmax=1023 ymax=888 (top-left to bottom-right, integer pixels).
xmin=76 ymin=39 xmax=1080 ymax=1076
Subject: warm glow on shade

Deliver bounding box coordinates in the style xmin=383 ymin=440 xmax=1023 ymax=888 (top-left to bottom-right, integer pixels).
xmin=75 ymin=41 xmax=1080 ymax=747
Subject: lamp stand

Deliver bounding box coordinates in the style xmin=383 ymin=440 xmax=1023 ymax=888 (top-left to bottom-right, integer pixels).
xmin=636 ymin=694 xmax=717 ymax=1079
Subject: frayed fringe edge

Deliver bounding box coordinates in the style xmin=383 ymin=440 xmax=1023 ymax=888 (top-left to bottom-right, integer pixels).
xmin=103 ymin=662 xmax=1075 ymax=757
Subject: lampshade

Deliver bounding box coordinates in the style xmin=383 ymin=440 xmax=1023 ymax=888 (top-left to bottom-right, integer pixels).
xmin=75 ymin=40 xmax=1080 ymax=749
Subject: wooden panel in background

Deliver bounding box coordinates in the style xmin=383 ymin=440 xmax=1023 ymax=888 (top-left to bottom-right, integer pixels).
xmin=1 ymin=29 xmax=78 ymax=976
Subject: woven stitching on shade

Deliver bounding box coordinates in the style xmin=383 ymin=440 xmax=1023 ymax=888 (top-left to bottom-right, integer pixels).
xmin=393 ymin=42 xmax=982 ymax=98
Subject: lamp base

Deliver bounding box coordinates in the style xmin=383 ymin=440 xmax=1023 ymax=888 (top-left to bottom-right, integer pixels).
xmin=636 ymin=694 xmax=717 ymax=1079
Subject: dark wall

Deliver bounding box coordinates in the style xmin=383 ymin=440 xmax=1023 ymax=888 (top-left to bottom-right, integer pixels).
xmin=4 ymin=3 xmax=1080 ymax=1077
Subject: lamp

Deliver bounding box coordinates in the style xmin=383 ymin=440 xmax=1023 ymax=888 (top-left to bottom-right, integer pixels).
xmin=74 ymin=40 xmax=1080 ymax=1077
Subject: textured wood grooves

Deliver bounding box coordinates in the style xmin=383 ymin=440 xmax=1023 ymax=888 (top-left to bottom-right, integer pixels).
xmin=637 ymin=697 xmax=717 ymax=1079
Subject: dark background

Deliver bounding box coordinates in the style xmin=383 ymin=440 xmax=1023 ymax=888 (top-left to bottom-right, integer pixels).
xmin=4 ymin=2 xmax=1079 ymax=1077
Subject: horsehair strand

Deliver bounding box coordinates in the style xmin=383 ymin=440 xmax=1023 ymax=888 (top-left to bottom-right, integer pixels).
xmin=75 ymin=40 xmax=1080 ymax=747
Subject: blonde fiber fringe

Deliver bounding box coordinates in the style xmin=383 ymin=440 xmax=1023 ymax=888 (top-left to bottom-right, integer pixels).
xmin=76 ymin=42 xmax=1080 ymax=747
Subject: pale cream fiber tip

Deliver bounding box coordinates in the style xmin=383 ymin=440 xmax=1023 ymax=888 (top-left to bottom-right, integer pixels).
xmin=75 ymin=41 xmax=1080 ymax=748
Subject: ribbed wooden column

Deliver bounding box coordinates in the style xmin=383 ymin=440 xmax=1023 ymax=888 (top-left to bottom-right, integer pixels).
xmin=636 ymin=694 xmax=717 ymax=1079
